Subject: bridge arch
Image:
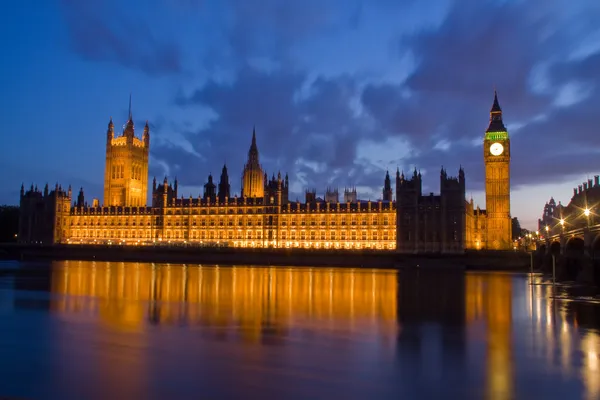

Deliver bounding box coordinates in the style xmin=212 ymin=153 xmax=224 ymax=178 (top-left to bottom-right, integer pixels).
xmin=592 ymin=234 xmax=600 ymax=287
xmin=538 ymin=243 xmax=547 ymax=254
xmin=550 ymin=241 xmax=561 ymax=256
xmin=564 ymin=237 xmax=585 ymax=281
xmin=565 ymin=236 xmax=585 ymax=253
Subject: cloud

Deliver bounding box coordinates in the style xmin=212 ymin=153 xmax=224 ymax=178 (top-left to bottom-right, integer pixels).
xmin=60 ymin=0 xmax=183 ymax=76
xmin=360 ymin=0 xmax=600 ymax=192
xmin=56 ymin=0 xmax=600 ymax=208
xmin=166 ymin=65 xmax=391 ymax=198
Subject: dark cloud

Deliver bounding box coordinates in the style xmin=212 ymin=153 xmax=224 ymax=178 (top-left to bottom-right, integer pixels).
xmin=165 ymin=66 xmax=380 ymax=197
xmin=60 ymin=0 xmax=182 ymax=76
xmin=58 ymin=0 xmax=599 ymax=202
xmin=156 ymin=0 xmax=599 ymax=200
xmin=361 ymin=0 xmax=599 ymax=192
xmin=198 ymin=0 xmax=363 ymax=72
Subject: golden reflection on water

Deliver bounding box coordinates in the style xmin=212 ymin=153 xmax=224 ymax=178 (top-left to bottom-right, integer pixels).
xmin=582 ymin=331 xmax=600 ymax=400
xmin=527 ymin=275 xmax=600 ymax=400
xmin=45 ymin=261 xmax=600 ymax=398
xmin=50 ymin=260 xmax=399 ymax=339
xmin=466 ymin=274 xmax=514 ymax=400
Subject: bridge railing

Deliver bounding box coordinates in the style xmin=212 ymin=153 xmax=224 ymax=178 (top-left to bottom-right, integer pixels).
xmin=544 ymin=223 xmax=600 ymax=242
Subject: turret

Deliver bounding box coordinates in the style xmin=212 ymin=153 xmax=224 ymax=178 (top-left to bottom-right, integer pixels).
xmin=143 ymin=120 xmax=150 ymax=149
xmin=43 ymin=183 xmax=49 ymax=197
xmin=107 ymin=117 xmax=114 ymax=145
xmin=343 ymin=187 xmax=358 ymax=203
xmin=162 ymin=176 xmax=169 ymax=206
xmin=325 ymin=187 xmax=339 ymax=203
xmin=218 ymin=164 xmax=230 ymax=202
xmin=20 ymin=183 xmax=24 ymax=199
xmin=305 ymin=189 xmax=317 ymax=203
xmin=77 ymin=187 xmax=85 ymax=208
xmin=152 ymin=176 xmax=157 ymax=192
xmin=383 ymin=170 xmax=393 ymax=201
xmin=396 ymin=167 xmax=422 ymax=206
xmin=204 ymin=173 xmax=217 ymax=201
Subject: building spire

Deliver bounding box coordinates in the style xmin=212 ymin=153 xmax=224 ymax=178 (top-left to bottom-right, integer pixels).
xmin=248 ymin=126 xmax=259 ymax=159
xmin=491 ymin=90 xmax=501 ymax=113
xmin=486 ymin=90 xmax=507 ymax=133
xmin=128 ymin=93 xmax=132 ymax=121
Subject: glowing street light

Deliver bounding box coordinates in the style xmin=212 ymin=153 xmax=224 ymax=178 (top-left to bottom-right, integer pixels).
xmin=583 ymin=208 xmax=591 ymax=228
xmin=545 ymin=225 xmax=549 ymax=232
xmin=560 ymin=218 xmax=565 ymax=226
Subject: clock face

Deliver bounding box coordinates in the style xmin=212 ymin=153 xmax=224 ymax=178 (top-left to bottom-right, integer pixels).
xmin=490 ymin=142 xmax=504 ymax=156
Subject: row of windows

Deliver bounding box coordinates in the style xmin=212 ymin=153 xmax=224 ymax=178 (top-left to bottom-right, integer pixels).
xmin=111 ymin=164 xmax=124 ymax=179
xmin=70 ymin=216 xmax=392 ymax=227
xmin=132 ymin=164 xmax=143 ymax=180
xmin=401 ymin=215 xmax=461 ymax=224
xmin=163 ymin=208 xmax=395 ymax=215
xmin=72 ymin=230 xmax=394 ymax=241
xmin=400 ymin=231 xmax=460 ymax=241
xmin=70 ymin=229 xmax=395 ymax=241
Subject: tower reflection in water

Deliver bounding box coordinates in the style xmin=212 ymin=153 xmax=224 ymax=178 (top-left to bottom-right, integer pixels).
xmin=466 ymin=273 xmax=514 ymax=400
xmin=47 ymin=261 xmax=600 ymax=398
xmin=50 ymin=260 xmax=399 ymax=340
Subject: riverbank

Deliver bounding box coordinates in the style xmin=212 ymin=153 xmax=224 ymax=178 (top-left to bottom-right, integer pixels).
xmin=0 ymin=243 xmax=531 ymax=271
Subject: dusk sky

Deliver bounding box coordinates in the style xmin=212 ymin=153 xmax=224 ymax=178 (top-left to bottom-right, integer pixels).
xmin=2 ymin=0 xmax=599 ymax=229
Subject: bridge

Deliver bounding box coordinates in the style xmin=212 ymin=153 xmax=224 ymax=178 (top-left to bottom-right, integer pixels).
xmin=533 ymin=176 xmax=600 ymax=286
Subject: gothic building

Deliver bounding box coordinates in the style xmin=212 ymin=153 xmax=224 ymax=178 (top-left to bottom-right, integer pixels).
xmin=18 ymin=92 xmax=513 ymax=252
xmin=383 ymin=171 xmax=393 ymax=202
xmin=395 ymin=168 xmax=466 ymax=253
xmin=241 ymin=129 xmax=264 ymax=198
xmin=482 ymin=91 xmax=512 ymax=249
xmin=539 ymin=176 xmax=599 ymax=234
xmin=18 ymin=183 xmax=71 ymax=244
xmin=104 ymin=96 xmax=150 ymax=207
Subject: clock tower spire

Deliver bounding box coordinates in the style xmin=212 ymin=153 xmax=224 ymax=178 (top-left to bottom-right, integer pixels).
xmin=484 ymin=90 xmax=511 ymax=249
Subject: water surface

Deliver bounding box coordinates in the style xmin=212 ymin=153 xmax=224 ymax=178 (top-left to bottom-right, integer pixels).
xmin=0 ymin=261 xmax=599 ymax=399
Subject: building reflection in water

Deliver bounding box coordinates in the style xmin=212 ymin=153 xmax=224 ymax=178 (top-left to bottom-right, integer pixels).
xmin=50 ymin=260 xmax=399 ymax=341
xmin=45 ymin=261 xmax=600 ymax=398
xmin=527 ymin=276 xmax=600 ymax=400
xmin=394 ymin=270 xmax=470 ymax=397
xmin=466 ymin=273 xmax=514 ymax=400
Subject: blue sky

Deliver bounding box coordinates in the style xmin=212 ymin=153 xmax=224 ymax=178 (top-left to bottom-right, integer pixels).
xmin=1 ymin=0 xmax=599 ymax=229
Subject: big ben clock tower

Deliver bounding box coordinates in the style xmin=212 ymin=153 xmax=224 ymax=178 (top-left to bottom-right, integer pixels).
xmin=484 ymin=91 xmax=512 ymax=250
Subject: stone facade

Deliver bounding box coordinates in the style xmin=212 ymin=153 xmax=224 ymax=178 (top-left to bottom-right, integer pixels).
xmin=103 ymin=99 xmax=149 ymax=207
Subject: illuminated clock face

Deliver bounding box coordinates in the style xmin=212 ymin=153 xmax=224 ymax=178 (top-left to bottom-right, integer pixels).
xmin=490 ymin=142 xmax=504 ymax=156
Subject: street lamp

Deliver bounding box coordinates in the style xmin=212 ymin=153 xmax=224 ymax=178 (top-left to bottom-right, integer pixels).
xmin=545 ymin=225 xmax=549 ymax=233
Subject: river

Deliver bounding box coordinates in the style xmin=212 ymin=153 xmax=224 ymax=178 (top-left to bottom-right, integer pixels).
xmin=0 ymin=260 xmax=598 ymax=399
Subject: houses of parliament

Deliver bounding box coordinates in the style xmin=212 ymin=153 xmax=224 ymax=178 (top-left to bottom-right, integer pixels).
xmin=18 ymin=92 xmax=513 ymax=252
